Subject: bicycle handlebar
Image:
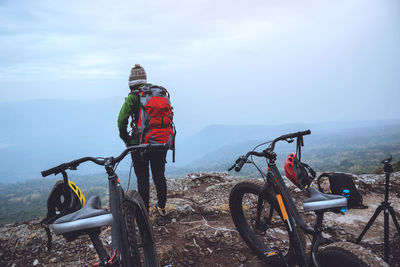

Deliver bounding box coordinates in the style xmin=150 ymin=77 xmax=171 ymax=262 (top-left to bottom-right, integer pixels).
xmin=230 ymin=151 xmax=265 ymax=172
xmin=229 ymin=130 xmax=311 ymax=172
xmin=41 ymin=143 xmax=167 ymax=177
xmin=268 ymin=129 xmax=310 ymax=151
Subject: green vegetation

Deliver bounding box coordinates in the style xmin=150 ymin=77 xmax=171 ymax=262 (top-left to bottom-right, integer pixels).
xmin=304 ymin=144 xmax=400 ymax=174
xmin=172 ymin=124 xmax=400 ymax=177
xmin=177 ymin=143 xmax=400 ymax=178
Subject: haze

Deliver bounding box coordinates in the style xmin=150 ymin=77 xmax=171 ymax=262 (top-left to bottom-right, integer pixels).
xmin=1 ymin=0 xmax=399 ymax=134
xmin=0 ymin=0 xmax=400 ymax=180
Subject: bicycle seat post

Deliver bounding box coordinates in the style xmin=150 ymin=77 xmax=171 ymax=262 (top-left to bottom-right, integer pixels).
xmin=310 ymin=210 xmax=325 ymax=266
xmin=89 ymin=230 xmax=110 ymax=264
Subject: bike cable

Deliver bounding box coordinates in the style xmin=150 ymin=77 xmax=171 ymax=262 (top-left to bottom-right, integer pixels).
xmin=250 ymin=140 xmax=273 ymax=180
xmin=250 ymin=159 xmax=267 ymax=180
xmin=113 ymin=160 xmax=120 ymax=172
xmin=252 ymin=140 xmax=273 ymax=151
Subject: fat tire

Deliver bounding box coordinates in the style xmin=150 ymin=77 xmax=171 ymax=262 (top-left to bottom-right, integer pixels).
xmin=318 ymin=242 xmax=388 ymax=267
xmin=229 ymin=179 xmax=302 ymax=265
xmin=123 ymin=190 xmax=159 ymax=267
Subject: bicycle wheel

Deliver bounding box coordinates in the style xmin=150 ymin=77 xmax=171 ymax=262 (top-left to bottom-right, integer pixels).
xmin=318 ymin=242 xmax=388 ymax=267
xmin=123 ymin=190 xmax=159 ymax=267
xmin=229 ymin=179 xmax=300 ymax=265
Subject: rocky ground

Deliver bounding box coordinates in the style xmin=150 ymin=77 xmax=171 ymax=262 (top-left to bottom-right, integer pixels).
xmin=1 ymin=171 xmax=399 ymax=267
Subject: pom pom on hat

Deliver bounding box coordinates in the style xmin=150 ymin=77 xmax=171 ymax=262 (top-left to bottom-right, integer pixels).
xmin=129 ymin=64 xmax=147 ymax=87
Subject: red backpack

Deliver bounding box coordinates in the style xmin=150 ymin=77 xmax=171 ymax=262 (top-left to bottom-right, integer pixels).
xmin=134 ymin=84 xmax=176 ymax=161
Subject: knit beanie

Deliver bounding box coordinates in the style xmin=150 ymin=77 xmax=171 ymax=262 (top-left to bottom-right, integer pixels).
xmin=128 ymin=64 xmax=147 ymax=87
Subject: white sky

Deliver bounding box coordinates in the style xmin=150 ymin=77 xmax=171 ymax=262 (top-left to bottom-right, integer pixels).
xmin=0 ymin=0 xmax=399 ymax=131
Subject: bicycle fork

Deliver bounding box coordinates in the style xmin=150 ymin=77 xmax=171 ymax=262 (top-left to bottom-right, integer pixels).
xmin=255 ymin=183 xmax=273 ymax=231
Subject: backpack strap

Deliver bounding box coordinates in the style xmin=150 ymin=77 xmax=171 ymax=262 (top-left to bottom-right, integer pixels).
xmin=40 ymin=218 xmax=53 ymax=251
xmin=128 ymin=85 xmax=146 ymax=138
xmin=171 ymin=121 xmax=177 ymax=163
xmin=41 ymin=213 xmax=64 ymax=251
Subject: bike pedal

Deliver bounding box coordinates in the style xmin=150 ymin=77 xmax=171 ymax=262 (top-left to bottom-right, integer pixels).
xmin=93 ymin=249 xmax=118 ymax=266
xmin=264 ymin=250 xmax=278 ymax=257
xmin=264 ymin=250 xmax=289 ymax=267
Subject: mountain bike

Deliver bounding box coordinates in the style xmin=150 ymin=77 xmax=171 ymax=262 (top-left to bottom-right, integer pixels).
xmin=228 ymin=130 xmax=387 ymax=267
xmin=41 ymin=144 xmax=162 ymax=267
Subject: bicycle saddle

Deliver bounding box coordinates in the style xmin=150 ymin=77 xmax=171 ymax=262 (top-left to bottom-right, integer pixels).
xmin=303 ymin=187 xmax=347 ymax=212
xmin=53 ymin=196 xmax=113 ymax=235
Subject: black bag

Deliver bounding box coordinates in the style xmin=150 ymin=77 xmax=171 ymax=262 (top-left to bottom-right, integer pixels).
xmin=317 ymin=172 xmax=367 ymax=209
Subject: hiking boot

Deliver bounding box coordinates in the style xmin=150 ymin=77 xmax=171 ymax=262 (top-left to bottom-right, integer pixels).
xmin=155 ymin=202 xmax=167 ymax=216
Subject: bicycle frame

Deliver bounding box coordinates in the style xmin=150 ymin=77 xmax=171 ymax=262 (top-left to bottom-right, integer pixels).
xmin=41 ymin=144 xmax=165 ymax=266
xmin=105 ymin=160 xmax=153 ymax=266
xmin=263 ymin=162 xmax=308 ymax=265
xmin=57 ymin=164 xmax=133 ymax=266
xmin=258 ymin=155 xmax=326 ymax=266
xmin=230 ymin=130 xmax=383 ymax=266
xmin=106 ymin=164 xmax=132 ymax=267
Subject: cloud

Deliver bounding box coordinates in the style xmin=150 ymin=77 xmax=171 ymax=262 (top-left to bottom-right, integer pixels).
xmin=0 ymin=0 xmax=399 ymax=127
xmin=0 ymin=143 xmax=12 ymax=149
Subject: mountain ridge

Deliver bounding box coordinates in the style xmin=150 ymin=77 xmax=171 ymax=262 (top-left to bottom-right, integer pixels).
xmin=1 ymin=98 xmax=399 ymax=182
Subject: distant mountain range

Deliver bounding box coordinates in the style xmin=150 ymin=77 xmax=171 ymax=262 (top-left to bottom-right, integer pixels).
xmin=168 ymin=119 xmax=400 ymax=176
xmin=1 ymin=99 xmax=399 ymax=182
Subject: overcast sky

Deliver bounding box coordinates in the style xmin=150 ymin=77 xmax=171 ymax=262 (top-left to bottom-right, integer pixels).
xmin=0 ymin=0 xmax=399 ymax=132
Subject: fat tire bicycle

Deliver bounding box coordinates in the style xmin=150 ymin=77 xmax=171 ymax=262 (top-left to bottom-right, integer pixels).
xmin=41 ymin=144 xmax=162 ymax=267
xmin=228 ymin=130 xmax=387 ymax=267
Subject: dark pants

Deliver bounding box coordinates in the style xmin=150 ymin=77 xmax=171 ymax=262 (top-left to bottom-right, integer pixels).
xmin=131 ymin=150 xmax=167 ymax=211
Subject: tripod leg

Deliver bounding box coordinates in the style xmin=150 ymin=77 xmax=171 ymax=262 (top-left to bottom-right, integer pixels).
xmin=384 ymin=207 xmax=389 ymax=263
xmin=388 ymin=206 xmax=400 ymax=235
xmin=356 ymin=205 xmax=384 ymax=243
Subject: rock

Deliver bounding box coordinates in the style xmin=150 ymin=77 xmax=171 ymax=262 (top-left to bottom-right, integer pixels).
xmin=236 ymin=252 xmax=247 ymax=263
xmin=0 ymin=172 xmax=399 ymax=266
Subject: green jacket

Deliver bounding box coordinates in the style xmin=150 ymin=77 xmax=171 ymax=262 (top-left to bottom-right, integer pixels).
xmin=118 ymin=92 xmax=140 ymax=146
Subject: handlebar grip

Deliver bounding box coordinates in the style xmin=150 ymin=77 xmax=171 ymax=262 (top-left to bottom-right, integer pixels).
xmin=41 ymin=164 xmax=64 ymax=177
xmin=228 ymin=164 xmax=236 ymax=171
xmin=300 ymin=129 xmax=311 ymax=136
xmin=234 ymin=157 xmax=247 ymax=172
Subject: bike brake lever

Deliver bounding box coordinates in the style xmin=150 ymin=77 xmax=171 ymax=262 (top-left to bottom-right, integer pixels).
xmin=228 ymin=157 xmax=243 ymax=171
xmin=228 ymin=164 xmax=236 ymax=171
